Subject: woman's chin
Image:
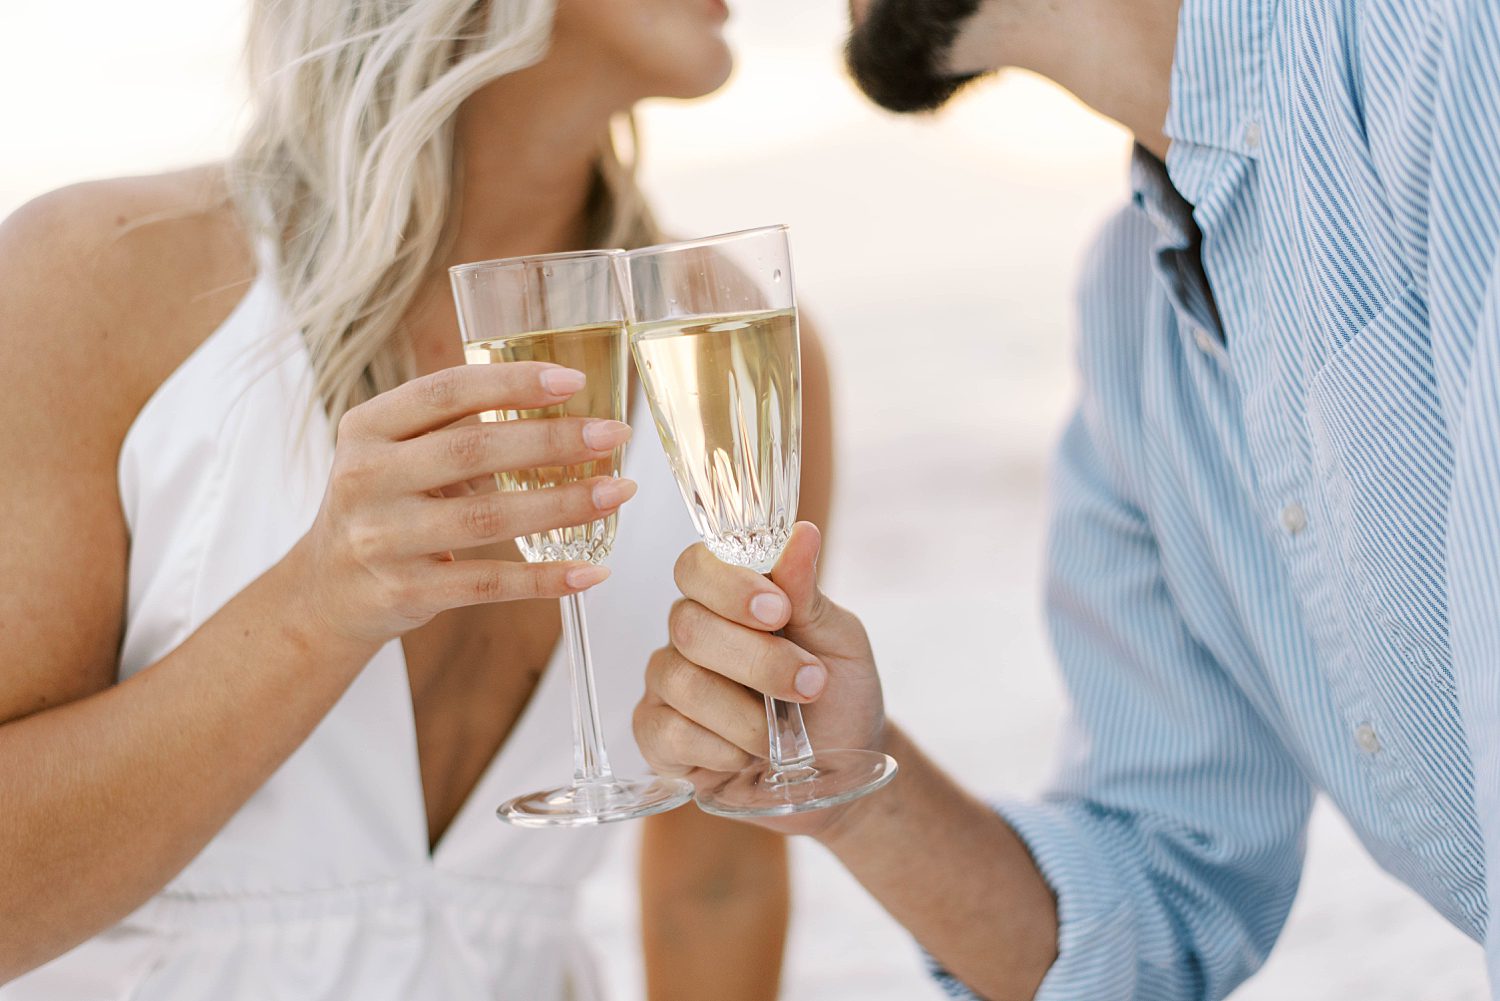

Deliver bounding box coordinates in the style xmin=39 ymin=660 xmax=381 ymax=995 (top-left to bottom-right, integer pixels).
xmin=657 ymin=47 xmax=735 ymax=101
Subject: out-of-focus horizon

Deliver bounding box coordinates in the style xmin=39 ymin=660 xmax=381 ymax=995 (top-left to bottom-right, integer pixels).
xmin=0 ymin=1 xmax=1483 ymax=998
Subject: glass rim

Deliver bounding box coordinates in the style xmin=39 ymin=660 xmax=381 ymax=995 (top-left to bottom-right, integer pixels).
xmin=624 ymin=224 xmax=789 ymax=260
xmin=448 ymin=247 xmax=625 ymax=278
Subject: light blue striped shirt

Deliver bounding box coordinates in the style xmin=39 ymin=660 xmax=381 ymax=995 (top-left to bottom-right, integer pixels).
xmin=936 ymin=0 xmax=1500 ymax=997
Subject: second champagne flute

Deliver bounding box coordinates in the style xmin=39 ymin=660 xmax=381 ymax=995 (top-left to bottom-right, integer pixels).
xmin=450 ymin=250 xmax=694 ymax=828
xmin=621 ymin=226 xmax=898 ymax=818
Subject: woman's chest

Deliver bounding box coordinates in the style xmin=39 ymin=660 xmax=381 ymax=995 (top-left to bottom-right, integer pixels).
xmin=401 ymin=542 xmax=562 ymax=848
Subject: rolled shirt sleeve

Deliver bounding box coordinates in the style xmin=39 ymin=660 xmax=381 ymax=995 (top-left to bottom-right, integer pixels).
xmin=928 ymin=793 xmax=1138 ymax=999
xmin=933 ymin=206 xmax=1315 ymax=999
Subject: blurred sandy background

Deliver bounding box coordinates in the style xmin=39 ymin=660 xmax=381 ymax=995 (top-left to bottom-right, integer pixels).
xmin=0 ymin=1 xmax=1485 ymax=997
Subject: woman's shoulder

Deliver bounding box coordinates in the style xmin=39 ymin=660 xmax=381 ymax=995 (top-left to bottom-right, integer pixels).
xmin=0 ymin=164 xmax=254 ymax=316
xmin=0 ymin=164 xmax=258 ymax=448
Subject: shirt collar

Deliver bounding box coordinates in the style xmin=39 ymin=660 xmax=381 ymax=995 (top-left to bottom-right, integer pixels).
xmin=1164 ymin=0 xmax=1272 ymax=156
xmin=1131 ymin=145 xmax=1197 ymax=249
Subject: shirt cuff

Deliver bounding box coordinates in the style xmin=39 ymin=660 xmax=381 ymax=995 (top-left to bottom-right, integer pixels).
xmin=924 ymin=798 xmax=1139 ymax=1001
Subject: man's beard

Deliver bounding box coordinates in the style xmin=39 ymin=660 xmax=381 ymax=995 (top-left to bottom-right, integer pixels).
xmin=845 ymin=0 xmax=985 ymax=113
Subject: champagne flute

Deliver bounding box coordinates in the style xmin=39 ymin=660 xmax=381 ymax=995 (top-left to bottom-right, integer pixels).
xmin=450 ymin=250 xmax=694 ymax=828
xmin=621 ymin=226 xmax=898 ymax=818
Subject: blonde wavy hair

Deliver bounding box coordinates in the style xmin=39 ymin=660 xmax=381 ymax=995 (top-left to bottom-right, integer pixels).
xmin=229 ymin=0 xmax=657 ymax=426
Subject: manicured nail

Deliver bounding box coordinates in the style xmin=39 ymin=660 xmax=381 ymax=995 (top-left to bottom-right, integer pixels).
xmin=541 ymin=367 xmax=586 ymax=394
xmin=750 ymin=592 xmax=788 ymax=626
xmin=795 ymin=663 xmax=827 ymax=699
xmin=566 ymin=565 xmax=610 ymax=589
xmin=582 ymin=419 xmax=631 ymax=450
xmin=592 ymin=477 xmax=638 ymax=509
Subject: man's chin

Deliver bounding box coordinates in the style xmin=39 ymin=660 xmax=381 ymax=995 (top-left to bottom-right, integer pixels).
xmin=844 ymin=0 xmax=986 ymax=113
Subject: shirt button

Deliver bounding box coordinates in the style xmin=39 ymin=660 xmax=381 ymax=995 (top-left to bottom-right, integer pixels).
xmin=1280 ymin=502 xmax=1307 ymax=534
xmin=1193 ymin=326 xmax=1217 ymax=354
xmin=1355 ymin=723 xmax=1381 ymax=754
xmin=1243 ymin=120 xmax=1263 ymax=150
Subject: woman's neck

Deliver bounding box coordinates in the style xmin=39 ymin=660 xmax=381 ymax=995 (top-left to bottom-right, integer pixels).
xmin=446 ymin=57 xmax=626 ymax=265
xmin=404 ymin=56 xmax=627 ymax=373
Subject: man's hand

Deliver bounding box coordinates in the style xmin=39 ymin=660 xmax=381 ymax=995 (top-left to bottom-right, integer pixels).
xmin=636 ymin=522 xmax=1060 ymax=993
xmin=633 ymin=523 xmax=887 ymax=834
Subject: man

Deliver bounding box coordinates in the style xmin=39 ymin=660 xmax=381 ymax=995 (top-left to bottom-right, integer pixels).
xmin=634 ymin=0 xmax=1500 ymax=998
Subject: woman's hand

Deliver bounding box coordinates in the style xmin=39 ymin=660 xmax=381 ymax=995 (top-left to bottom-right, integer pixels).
xmin=633 ymin=522 xmax=887 ymax=836
xmin=294 ymin=361 xmax=634 ymax=645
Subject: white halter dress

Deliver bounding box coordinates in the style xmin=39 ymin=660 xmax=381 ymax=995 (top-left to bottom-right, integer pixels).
xmin=3 ymin=267 xmax=697 ymax=1000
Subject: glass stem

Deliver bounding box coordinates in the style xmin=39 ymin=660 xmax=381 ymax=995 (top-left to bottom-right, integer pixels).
xmin=765 ymin=626 xmax=818 ymax=782
xmin=561 ymin=591 xmax=616 ymax=787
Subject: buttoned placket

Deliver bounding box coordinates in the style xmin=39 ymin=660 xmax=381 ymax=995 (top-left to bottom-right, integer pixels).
xmin=1137 ymin=145 xmax=1402 ymax=786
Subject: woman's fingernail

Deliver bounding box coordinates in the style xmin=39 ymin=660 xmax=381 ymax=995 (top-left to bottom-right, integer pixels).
xmin=592 ymin=477 xmax=638 ymax=509
xmin=566 ymin=565 xmax=610 ymax=589
xmin=750 ymin=592 xmax=788 ymax=626
xmin=541 ymin=367 xmax=586 ymax=394
xmin=795 ymin=663 xmax=827 ymax=699
xmin=582 ymin=419 xmax=631 ymax=450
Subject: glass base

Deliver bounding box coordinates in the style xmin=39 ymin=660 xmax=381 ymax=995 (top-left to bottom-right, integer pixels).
xmin=497 ymin=776 xmax=694 ymax=828
xmin=694 ymin=748 xmax=898 ymax=818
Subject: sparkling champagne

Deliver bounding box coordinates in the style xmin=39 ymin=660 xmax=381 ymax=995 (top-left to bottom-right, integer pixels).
xmin=463 ymin=321 xmax=626 ymax=564
xmin=631 ymin=307 xmax=801 ymax=572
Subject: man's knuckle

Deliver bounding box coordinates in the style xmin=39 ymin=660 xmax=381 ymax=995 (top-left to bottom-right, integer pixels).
xmin=640 ymin=713 xmax=690 ymax=776
xmin=643 ymin=706 xmax=677 ymax=752
xmin=633 ymin=702 xmax=655 ymax=750
xmin=669 ymin=656 xmax=712 ymax=705
xmin=668 ymin=601 xmax=701 ymax=651
xmin=749 ymin=637 xmax=781 ymax=684
xmin=645 ymin=647 xmax=672 ymax=689
xmin=656 ymin=653 xmax=689 ymax=699
xmin=714 ymin=742 xmax=752 ymax=772
xmin=672 ymin=544 xmax=705 ymax=591
xmin=665 ymin=714 xmax=700 ymax=758
xmin=645 ymin=703 xmax=670 ymax=738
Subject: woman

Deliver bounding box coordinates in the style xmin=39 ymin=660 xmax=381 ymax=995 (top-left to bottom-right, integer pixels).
xmin=0 ymin=0 xmax=834 ymax=997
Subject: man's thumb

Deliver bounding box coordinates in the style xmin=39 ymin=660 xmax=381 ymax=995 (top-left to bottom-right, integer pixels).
xmin=769 ymin=521 xmax=825 ymax=628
